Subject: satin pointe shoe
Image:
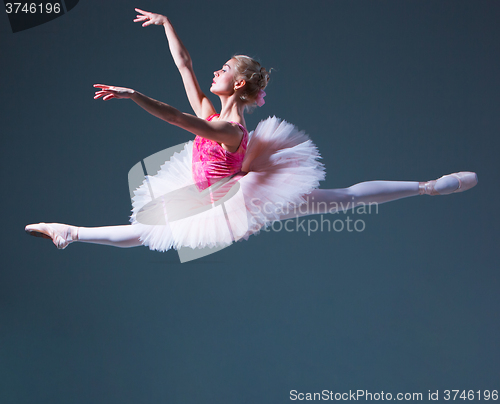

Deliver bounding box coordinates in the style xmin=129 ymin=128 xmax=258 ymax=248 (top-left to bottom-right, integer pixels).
xmin=25 ymin=223 xmax=77 ymax=250
xmin=419 ymin=172 xmax=478 ymax=196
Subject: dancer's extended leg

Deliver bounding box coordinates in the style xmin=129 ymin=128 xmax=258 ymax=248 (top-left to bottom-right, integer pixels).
xmin=78 ymin=225 xmax=143 ymax=248
xmin=25 ymin=223 xmax=143 ymax=249
xmin=280 ymin=180 xmax=420 ymax=219
xmin=280 ymin=172 xmax=477 ymax=219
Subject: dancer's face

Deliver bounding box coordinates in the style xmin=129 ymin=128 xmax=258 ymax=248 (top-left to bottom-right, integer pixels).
xmin=210 ymin=59 xmax=238 ymax=96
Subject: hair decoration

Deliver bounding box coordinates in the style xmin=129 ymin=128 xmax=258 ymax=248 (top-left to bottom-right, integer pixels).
xmin=255 ymin=90 xmax=266 ymax=107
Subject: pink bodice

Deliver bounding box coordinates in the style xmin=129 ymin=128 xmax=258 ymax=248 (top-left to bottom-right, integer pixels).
xmin=192 ymin=114 xmax=248 ymax=191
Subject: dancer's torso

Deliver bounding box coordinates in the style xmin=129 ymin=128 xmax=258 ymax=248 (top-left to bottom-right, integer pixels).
xmin=192 ymin=114 xmax=248 ymax=190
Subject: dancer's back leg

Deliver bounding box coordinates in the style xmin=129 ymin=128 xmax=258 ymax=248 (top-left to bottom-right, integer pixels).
xmin=280 ymin=172 xmax=476 ymax=219
xmin=280 ymin=180 xmax=420 ymax=219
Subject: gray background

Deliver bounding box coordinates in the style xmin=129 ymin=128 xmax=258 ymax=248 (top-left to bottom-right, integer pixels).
xmin=1 ymin=1 xmax=499 ymax=403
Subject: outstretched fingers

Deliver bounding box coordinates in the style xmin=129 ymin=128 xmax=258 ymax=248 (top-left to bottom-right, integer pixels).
xmin=94 ymin=91 xmax=106 ymax=99
xmin=94 ymin=91 xmax=115 ymax=101
xmin=134 ymin=8 xmax=150 ymax=15
xmin=94 ymin=84 xmax=111 ymax=90
xmin=93 ymin=84 xmax=134 ymax=100
xmin=133 ymin=8 xmax=165 ymax=27
xmin=94 ymin=85 xmax=110 ymax=100
xmin=94 ymin=86 xmax=115 ymax=100
xmin=134 ymin=8 xmax=150 ymax=23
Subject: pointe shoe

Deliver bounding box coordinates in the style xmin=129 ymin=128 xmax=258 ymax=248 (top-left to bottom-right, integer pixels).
xmin=25 ymin=222 xmax=76 ymax=250
xmin=419 ymin=171 xmax=478 ymax=196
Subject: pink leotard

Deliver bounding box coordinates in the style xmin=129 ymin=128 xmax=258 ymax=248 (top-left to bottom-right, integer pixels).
xmin=192 ymin=114 xmax=248 ymax=191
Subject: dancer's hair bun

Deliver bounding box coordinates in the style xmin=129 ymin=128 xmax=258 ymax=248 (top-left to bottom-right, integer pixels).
xmin=232 ymin=55 xmax=271 ymax=110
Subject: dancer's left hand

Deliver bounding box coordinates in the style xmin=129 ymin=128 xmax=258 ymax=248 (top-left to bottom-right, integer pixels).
xmin=133 ymin=8 xmax=168 ymax=27
xmin=93 ymin=84 xmax=135 ymax=101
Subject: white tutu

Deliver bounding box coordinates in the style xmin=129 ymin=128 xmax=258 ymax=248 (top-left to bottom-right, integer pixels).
xmin=129 ymin=116 xmax=325 ymax=251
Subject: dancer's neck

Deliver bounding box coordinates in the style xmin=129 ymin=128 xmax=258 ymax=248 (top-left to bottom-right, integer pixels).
xmin=218 ymin=95 xmax=246 ymax=126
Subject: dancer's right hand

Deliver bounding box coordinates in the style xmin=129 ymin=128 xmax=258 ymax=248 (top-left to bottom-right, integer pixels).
xmin=93 ymin=84 xmax=135 ymax=101
xmin=133 ymin=8 xmax=168 ymax=27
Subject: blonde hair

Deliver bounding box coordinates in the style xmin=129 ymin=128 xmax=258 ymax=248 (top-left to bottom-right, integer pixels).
xmin=232 ymin=55 xmax=270 ymax=108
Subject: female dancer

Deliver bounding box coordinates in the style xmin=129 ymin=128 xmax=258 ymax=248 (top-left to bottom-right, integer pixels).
xmin=25 ymin=9 xmax=477 ymax=251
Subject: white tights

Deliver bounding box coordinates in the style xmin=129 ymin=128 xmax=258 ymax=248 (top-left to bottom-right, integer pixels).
xmin=78 ymin=225 xmax=143 ymax=248
xmin=279 ymin=180 xmax=420 ymax=219
xmin=76 ymin=178 xmax=459 ymax=248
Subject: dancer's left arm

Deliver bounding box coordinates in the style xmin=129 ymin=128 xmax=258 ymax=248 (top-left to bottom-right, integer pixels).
xmin=93 ymin=84 xmax=242 ymax=147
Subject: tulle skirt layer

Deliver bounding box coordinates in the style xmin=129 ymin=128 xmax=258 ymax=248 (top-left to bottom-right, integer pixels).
xmin=129 ymin=116 xmax=325 ymax=251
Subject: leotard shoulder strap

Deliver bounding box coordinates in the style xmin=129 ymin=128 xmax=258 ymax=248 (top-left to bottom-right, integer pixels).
xmin=205 ymin=113 xmax=247 ymax=142
xmin=206 ymin=114 xmax=220 ymax=121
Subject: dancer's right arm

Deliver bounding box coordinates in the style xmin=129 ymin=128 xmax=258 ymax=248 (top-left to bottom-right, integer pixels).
xmin=93 ymin=84 xmax=243 ymax=148
xmin=133 ymin=8 xmax=216 ymax=119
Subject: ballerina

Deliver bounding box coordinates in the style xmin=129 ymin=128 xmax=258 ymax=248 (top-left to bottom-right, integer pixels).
xmin=25 ymin=8 xmax=478 ymax=253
